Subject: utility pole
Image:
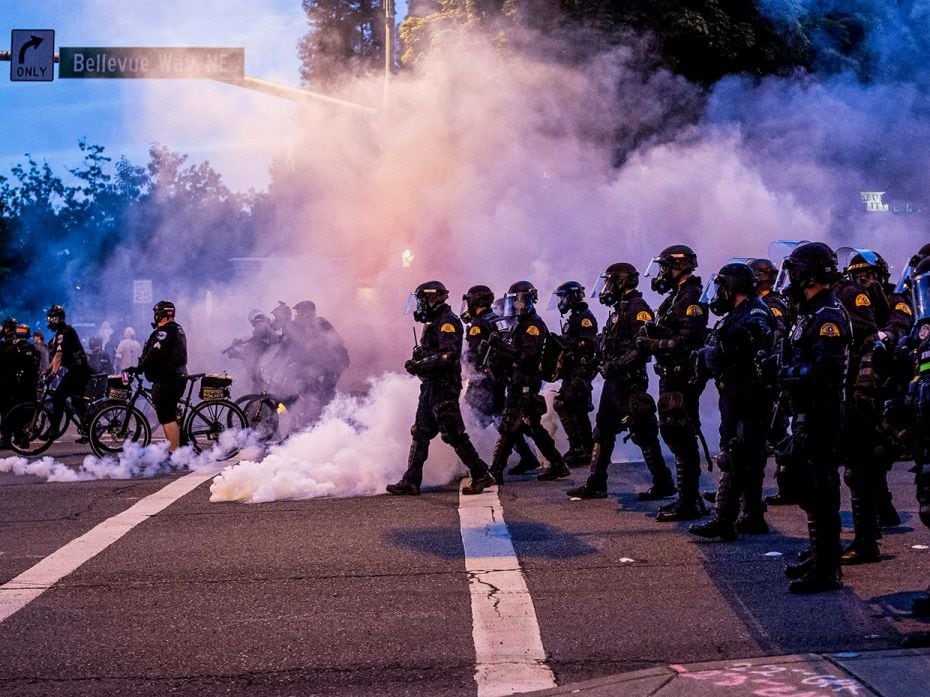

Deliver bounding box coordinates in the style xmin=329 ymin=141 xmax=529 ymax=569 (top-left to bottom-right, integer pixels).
xmin=383 ymin=0 xmax=395 ymax=111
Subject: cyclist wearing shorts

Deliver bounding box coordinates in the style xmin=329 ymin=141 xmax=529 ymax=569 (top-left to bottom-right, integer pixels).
xmin=136 ymin=301 xmax=188 ymax=452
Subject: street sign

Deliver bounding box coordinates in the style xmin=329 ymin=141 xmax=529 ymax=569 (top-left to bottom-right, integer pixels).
xmin=10 ymin=29 xmax=55 ymax=82
xmin=133 ymin=280 xmax=153 ymax=305
xmin=59 ymin=47 xmax=244 ymax=79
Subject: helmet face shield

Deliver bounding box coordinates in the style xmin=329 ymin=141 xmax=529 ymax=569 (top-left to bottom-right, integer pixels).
xmin=546 ymin=292 xmax=561 ymax=312
xmin=503 ymin=292 xmax=532 ymax=317
xmin=403 ymin=292 xmax=417 ymax=316
xmin=913 ymin=270 xmax=930 ymax=322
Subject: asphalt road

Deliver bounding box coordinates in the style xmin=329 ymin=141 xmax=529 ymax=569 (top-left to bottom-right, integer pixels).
xmin=1 ymin=436 xmax=928 ymax=696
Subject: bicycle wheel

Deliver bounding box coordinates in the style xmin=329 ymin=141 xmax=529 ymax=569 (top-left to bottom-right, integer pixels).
xmin=5 ymin=402 xmax=56 ymax=456
xmin=184 ymin=400 xmax=247 ymax=457
xmin=88 ymin=404 xmax=152 ymax=457
xmin=242 ymin=396 xmax=279 ymax=442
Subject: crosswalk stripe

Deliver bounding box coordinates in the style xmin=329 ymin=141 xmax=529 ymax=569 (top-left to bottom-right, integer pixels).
xmin=0 ymin=463 xmax=226 ymax=623
xmin=458 ymin=480 xmax=557 ymax=696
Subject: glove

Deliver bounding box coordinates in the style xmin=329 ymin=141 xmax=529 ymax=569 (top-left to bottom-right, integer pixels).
xmin=124 ymin=366 xmax=138 ymax=377
xmin=487 ymin=332 xmax=505 ymax=349
xmin=404 ymin=359 xmax=419 ymax=376
xmin=636 ymin=335 xmax=658 ymax=354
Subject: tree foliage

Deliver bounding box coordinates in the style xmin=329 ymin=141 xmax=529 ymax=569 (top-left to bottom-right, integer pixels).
xmin=298 ymin=0 xmax=392 ymax=87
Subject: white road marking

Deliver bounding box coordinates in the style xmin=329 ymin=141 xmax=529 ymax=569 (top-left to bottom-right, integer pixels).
xmin=0 ymin=463 xmax=226 ymax=623
xmin=458 ymin=481 xmax=557 ymax=697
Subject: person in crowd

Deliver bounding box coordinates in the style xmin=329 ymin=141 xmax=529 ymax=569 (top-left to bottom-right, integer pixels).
xmin=387 ymin=281 xmax=494 ymax=496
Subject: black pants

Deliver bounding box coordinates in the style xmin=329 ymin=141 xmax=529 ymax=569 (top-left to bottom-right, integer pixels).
xmin=554 ymin=375 xmax=593 ymax=456
xmin=715 ymin=392 xmax=770 ymax=523
xmin=657 ymin=376 xmax=702 ymax=506
xmin=490 ymin=385 xmax=562 ymax=474
xmin=401 ymin=381 xmax=488 ymax=488
xmin=50 ymin=370 xmax=90 ymax=429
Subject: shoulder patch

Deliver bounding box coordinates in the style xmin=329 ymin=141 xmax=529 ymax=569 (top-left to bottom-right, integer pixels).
xmin=771 ymin=306 xmax=783 ymax=317
xmin=156 ymin=331 xmax=167 ymax=340
xmin=580 ymin=318 xmax=594 ymax=328
xmin=526 ymin=325 xmax=541 ymax=336
xmin=819 ymin=322 xmax=841 ymax=337
xmin=855 ymin=293 xmax=871 ymax=307
xmin=468 ymin=326 xmax=482 ymax=336
xmin=635 ymin=310 xmax=653 ymax=322
xmin=895 ymin=301 xmax=913 ymax=316
xmin=440 ymin=323 xmax=457 ymax=334
xmin=685 ymin=304 xmax=703 ymax=317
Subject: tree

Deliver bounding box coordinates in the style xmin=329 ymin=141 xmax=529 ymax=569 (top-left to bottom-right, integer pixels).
xmin=298 ymin=0 xmax=393 ymax=87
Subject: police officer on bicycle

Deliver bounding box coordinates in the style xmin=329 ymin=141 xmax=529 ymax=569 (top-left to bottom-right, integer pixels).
xmin=46 ymin=305 xmax=92 ymax=437
xmin=135 ymin=301 xmax=188 ymax=452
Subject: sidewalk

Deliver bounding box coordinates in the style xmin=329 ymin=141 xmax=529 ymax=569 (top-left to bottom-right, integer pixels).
xmin=520 ymin=648 xmax=930 ymax=696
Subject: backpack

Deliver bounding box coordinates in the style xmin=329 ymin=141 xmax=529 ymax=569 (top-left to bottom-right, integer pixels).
xmin=539 ymin=334 xmax=564 ymax=383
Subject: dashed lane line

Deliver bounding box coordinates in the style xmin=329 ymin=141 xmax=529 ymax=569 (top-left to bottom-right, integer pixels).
xmin=458 ymin=481 xmax=557 ymax=697
xmin=0 ymin=463 xmax=227 ymax=623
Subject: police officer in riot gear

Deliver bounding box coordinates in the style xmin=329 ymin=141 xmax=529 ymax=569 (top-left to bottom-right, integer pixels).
xmin=136 ymin=301 xmax=188 ymax=452
xmin=567 ymin=263 xmax=674 ymax=500
xmin=486 ymin=281 xmax=571 ymax=483
xmin=46 ymin=304 xmax=92 ymax=430
xmin=847 ymin=250 xmax=913 ymax=528
xmin=387 ymin=281 xmax=495 ymax=496
xmin=0 ymin=322 xmax=41 ymax=449
xmin=778 ymin=242 xmax=849 ymax=593
xmin=833 ymin=251 xmax=883 ymax=565
xmin=637 ymin=245 xmax=709 ymax=521
xmin=460 ymin=285 xmax=540 ymax=474
xmin=689 ymin=263 xmax=775 ymax=541
xmin=905 ymin=256 xmax=930 ymax=619
xmin=550 ymin=281 xmax=598 ymax=468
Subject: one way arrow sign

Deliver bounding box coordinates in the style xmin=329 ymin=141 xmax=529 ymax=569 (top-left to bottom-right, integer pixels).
xmin=11 ymin=29 xmax=55 ymax=82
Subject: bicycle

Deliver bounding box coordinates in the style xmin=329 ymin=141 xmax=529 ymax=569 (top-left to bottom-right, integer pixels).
xmin=87 ymin=372 xmax=247 ymax=459
xmin=4 ymin=373 xmax=109 ymax=456
xmin=235 ymin=391 xmax=300 ymax=443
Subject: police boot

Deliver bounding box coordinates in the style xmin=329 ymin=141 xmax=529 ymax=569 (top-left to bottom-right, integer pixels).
xmin=789 ymin=521 xmax=842 ymax=594
xmin=735 ymin=514 xmax=769 ymax=535
xmin=387 ymin=439 xmax=428 ymax=495
xmin=460 ymin=448 xmax=496 ymax=495
xmin=638 ymin=442 xmax=676 ymax=501
xmin=508 ymin=437 xmax=540 ymax=474
xmin=463 ymin=472 xmax=496 ymax=495
xmin=567 ymin=444 xmax=608 ymax=498
xmin=689 ymin=517 xmax=737 ymax=542
xmin=764 ymin=491 xmax=798 ymax=506
xmin=879 ymin=499 xmax=901 ymax=528
xmin=842 ymin=495 xmax=881 ymax=565
xmin=490 ymin=438 xmax=510 ymax=485
xmin=655 ymin=456 xmax=705 ymax=522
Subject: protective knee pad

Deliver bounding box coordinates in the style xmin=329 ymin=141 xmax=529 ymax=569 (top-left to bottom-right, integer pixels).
xmin=410 ymin=423 xmax=434 ymax=441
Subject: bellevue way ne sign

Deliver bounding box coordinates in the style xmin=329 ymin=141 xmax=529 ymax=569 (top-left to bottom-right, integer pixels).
xmin=59 ymin=47 xmax=244 ymax=79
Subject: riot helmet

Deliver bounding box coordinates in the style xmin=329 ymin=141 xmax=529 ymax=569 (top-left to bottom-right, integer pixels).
xmin=1 ymin=317 xmax=17 ymax=338
xmin=912 ymin=256 xmax=930 ymax=331
xmin=896 ymin=243 xmax=930 ymax=294
xmin=460 ymin=285 xmax=494 ymax=324
xmin=645 ymin=245 xmax=698 ymax=294
xmin=14 ymin=324 xmax=29 ymax=341
xmin=153 ymin=300 xmax=176 ymax=327
xmin=592 ymin=262 xmax=638 ymax=306
xmin=838 ymin=247 xmax=890 ymax=288
xmin=270 ymin=301 xmax=292 ymax=330
xmin=47 ymin=304 xmax=65 ymax=330
xmin=707 ymin=262 xmax=756 ymax=316
xmin=748 ymin=258 xmax=778 ymax=292
xmin=294 ymin=300 xmax=317 ymax=320
xmin=404 ymin=280 xmax=449 ymax=323
xmin=547 ymin=281 xmax=586 ymax=315
xmin=778 ymin=242 xmax=838 ymax=303
xmin=503 ymin=281 xmax=538 ymax=317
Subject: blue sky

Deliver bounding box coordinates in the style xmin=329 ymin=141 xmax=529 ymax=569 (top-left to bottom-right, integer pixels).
xmin=2 ymin=1 xmax=407 ymax=191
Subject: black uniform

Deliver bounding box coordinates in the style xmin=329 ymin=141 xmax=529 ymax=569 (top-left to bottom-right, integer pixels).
xmin=138 ymin=321 xmax=188 ymax=425
xmin=642 ymin=276 xmax=709 ymax=515
xmin=0 ymin=338 xmax=41 ymax=444
xmin=779 ymin=287 xmax=850 ymax=585
xmin=760 ymin=288 xmax=792 ymax=457
xmin=834 ymin=279 xmax=883 ymax=562
xmin=462 ymin=308 xmax=539 ymax=470
xmin=588 ymin=291 xmax=671 ymax=494
xmin=911 ymin=336 xmax=930 ymax=615
xmin=398 ymin=304 xmax=489 ymax=489
xmin=553 ymin=304 xmax=598 ymax=466
xmin=760 ymin=289 xmax=790 ymax=341
xmin=489 ymin=310 xmax=567 ymax=482
xmin=701 ymin=298 xmax=775 ymax=528
xmin=50 ymin=323 xmax=91 ymax=425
